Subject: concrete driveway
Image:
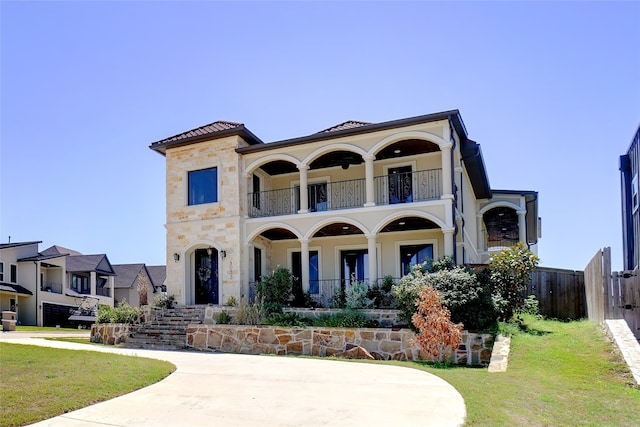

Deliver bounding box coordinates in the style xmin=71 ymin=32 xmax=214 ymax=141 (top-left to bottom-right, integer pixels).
xmin=1 ymin=332 xmax=466 ymax=426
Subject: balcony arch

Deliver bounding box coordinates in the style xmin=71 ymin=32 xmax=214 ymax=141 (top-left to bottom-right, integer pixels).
xmin=246 ymin=222 xmax=303 ymax=243
xmin=304 ymin=216 xmax=370 ymax=240
xmin=372 ymin=210 xmax=447 ymax=234
xmin=302 ymin=143 xmax=368 ymax=170
xmin=244 ymin=153 xmax=302 ymax=176
xmin=370 ymin=131 xmax=446 ymax=158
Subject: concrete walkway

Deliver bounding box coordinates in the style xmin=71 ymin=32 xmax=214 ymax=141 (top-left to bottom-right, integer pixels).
xmin=1 ymin=332 xmax=466 ymax=427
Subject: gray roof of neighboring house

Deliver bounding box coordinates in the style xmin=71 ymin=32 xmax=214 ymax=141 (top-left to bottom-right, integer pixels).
xmin=18 ymin=253 xmax=67 ymax=262
xmin=146 ymin=265 xmax=166 ymax=290
xmin=0 ymin=241 xmax=41 ymax=250
xmin=66 ymin=254 xmax=116 ymax=276
xmin=41 ymin=245 xmax=82 ymax=256
xmin=0 ymin=283 xmax=33 ymax=295
xmin=112 ymin=264 xmax=148 ymax=289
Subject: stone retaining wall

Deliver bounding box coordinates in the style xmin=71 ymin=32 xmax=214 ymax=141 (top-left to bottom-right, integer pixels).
xmin=91 ymin=323 xmax=131 ymax=345
xmin=186 ymin=324 xmax=493 ymax=365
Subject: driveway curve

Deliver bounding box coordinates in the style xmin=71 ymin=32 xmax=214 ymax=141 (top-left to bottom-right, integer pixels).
xmin=1 ymin=332 xmax=466 ymax=426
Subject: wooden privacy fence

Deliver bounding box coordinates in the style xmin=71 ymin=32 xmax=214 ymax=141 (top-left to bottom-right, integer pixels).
xmin=584 ymin=247 xmax=640 ymax=340
xmin=526 ymin=267 xmax=585 ymax=320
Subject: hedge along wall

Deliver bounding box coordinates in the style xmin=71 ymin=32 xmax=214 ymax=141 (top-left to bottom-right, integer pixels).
xmin=186 ymin=324 xmax=494 ymax=366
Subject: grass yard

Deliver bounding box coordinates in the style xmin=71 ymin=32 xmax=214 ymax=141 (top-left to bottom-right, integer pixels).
xmin=15 ymin=326 xmax=84 ymax=333
xmin=0 ymin=343 xmax=175 ymax=427
xmin=398 ymin=315 xmax=640 ymax=426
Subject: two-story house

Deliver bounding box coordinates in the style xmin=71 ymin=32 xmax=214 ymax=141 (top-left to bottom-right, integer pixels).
xmin=150 ymin=110 xmax=540 ymax=307
xmin=0 ymin=241 xmax=116 ymax=326
xmin=620 ymin=124 xmax=640 ymax=270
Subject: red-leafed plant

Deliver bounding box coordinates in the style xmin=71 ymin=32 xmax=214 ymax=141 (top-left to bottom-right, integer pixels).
xmin=412 ymin=285 xmax=463 ymax=362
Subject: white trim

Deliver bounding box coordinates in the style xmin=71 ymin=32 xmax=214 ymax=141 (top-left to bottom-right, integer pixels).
xmin=394 ymin=239 xmax=438 ymax=278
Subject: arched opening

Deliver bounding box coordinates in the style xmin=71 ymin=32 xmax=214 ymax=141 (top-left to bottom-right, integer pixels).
xmin=483 ymin=207 xmax=519 ymax=249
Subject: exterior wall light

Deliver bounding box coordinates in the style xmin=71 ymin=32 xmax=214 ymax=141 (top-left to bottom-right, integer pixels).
xmin=173 ymin=253 xmax=180 ymax=262
xmin=220 ymin=250 xmax=227 ymax=259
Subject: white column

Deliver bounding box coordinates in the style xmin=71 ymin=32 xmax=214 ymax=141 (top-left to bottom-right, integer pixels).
xmin=477 ymin=214 xmax=485 ymax=251
xmin=90 ymin=271 xmax=97 ymax=296
xmin=440 ymin=142 xmax=454 ymax=199
xmin=300 ymin=239 xmax=310 ymax=293
xmin=108 ymin=276 xmax=115 ymax=306
xmin=517 ymin=210 xmax=527 ymax=245
xmin=364 ymin=154 xmax=376 ymax=207
xmin=443 ymin=227 xmax=455 ymax=258
xmin=298 ymin=165 xmax=309 ymax=214
xmin=366 ymin=234 xmax=377 ymax=284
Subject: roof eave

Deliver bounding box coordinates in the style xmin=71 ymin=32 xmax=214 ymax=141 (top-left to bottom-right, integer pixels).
xmin=150 ymin=126 xmax=264 ymax=156
xmin=236 ymin=109 xmax=463 ymax=154
xmin=461 ymin=141 xmax=491 ymax=199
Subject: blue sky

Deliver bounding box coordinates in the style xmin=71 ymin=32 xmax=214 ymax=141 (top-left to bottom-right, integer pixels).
xmin=1 ymin=1 xmax=639 ymax=270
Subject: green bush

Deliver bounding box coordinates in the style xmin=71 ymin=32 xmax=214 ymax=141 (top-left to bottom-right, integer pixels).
xmin=312 ymin=310 xmax=376 ymax=328
xmin=256 ymin=266 xmax=293 ymax=312
xmin=264 ymin=312 xmax=312 ymax=327
xmin=152 ymin=294 xmax=175 ymax=310
xmin=345 ymin=282 xmax=374 ymax=309
xmin=215 ymin=310 xmax=232 ymax=324
xmin=489 ymin=243 xmax=540 ymax=320
xmin=367 ymin=276 xmax=397 ymax=309
xmin=96 ymin=300 xmax=141 ymax=324
xmin=330 ymin=286 xmax=347 ymax=309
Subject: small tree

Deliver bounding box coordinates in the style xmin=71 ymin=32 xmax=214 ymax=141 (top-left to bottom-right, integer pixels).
xmin=489 ymin=242 xmax=540 ymax=320
xmin=256 ymin=266 xmax=294 ymax=314
xmin=136 ymin=271 xmax=150 ymax=306
xmin=412 ymin=286 xmax=462 ymax=362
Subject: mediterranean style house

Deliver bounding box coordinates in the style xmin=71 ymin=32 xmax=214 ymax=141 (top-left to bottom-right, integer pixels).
xmin=620 ymin=124 xmax=640 ymax=270
xmin=150 ymin=110 xmax=540 ymax=307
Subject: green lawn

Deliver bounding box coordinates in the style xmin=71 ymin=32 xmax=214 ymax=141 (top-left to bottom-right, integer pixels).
xmin=395 ymin=315 xmax=640 ymax=426
xmin=2 ymin=316 xmax=639 ymax=426
xmin=0 ymin=343 xmax=175 ymax=427
xmin=15 ymin=325 xmax=86 ymax=333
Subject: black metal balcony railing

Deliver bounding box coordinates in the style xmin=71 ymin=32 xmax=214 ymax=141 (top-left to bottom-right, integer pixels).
xmin=96 ymin=287 xmax=111 ymax=297
xmin=248 ymin=169 xmax=442 ymax=218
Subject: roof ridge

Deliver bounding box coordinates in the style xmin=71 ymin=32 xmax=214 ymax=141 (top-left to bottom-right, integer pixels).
xmin=151 ymin=120 xmax=245 ymax=145
xmin=316 ymin=120 xmax=373 ymax=134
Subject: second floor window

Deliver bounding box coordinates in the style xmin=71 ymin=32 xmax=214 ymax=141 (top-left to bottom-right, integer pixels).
xmin=10 ymin=265 xmax=17 ymax=283
xmin=0 ymin=262 xmax=3 ymax=281
xmin=188 ymin=167 xmax=218 ymax=205
xmin=72 ymin=274 xmax=89 ymax=294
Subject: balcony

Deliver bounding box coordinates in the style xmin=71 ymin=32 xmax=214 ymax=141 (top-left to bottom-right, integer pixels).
xmin=41 ymin=281 xmax=63 ymax=294
xmin=248 ymin=168 xmax=442 ymax=218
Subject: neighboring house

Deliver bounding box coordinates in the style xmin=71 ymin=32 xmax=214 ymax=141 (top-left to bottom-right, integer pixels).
xmin=150 ymin=109 xmax=541 ymax=307
xmin=620 ymin=124 xmax=640 ymax=270
xmin=0 ymin=242 xmax=115 ymax=326
xmin=147 ymin=265 xmax=167 ymax=293
xmin=112 ymin=263 xmax=157 ymax=307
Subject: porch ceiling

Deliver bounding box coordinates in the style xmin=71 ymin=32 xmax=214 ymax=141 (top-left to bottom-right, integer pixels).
xmin=260 ymin=228 xmax=298 ymax=241
xmin=380 ymin=216 xmax=439 ymax=232
xmin=313 ymin=223 xmax=364 ymax=238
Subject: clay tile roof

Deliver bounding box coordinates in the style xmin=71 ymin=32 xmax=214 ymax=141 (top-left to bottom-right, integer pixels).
xmin=153 ymin=121 xmax=244 ymax=145
xmin=316 ymin=120 xmax=373 ymax=134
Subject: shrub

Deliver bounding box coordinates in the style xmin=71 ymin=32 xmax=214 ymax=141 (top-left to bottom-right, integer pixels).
xmin=412 ymin=286 xmax=462 ymax=362
xmin=215 ymin=310 xmax=232 ymax=324
xmin=256 ymin=266 xmax=293 ymax=312
xmin=489 ymin=242 xmax=540 ymax=320
xmin=312 ymin=309 xmax=375 ymax=328
xmin=152 ymin=294 xmax=175 ymax=310
xmin=232 ymin=299 xmax=263 ymax=325
xmin=367 ymin=276 xmax=396 ymax=309
xmin=345 ymin=282 xmax=374 ymax=309
xmin=96 ymin=300 xmax=141 ymax=324
xmin=518 ymin=295 xmax=540 ymax=316
xmin=330 ymin=286 xmax=347 ymax=309
xmin=225 ymin=296 xmax=237 ymax=307
xmin=264 ymin=312 xmax=312 ymax=327
xmin=392 ymin=265 xmax=426 ymax=326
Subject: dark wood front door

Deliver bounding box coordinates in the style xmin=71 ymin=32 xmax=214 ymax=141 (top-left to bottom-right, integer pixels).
xmin=195 ymin=248 xmax=218 ymax=304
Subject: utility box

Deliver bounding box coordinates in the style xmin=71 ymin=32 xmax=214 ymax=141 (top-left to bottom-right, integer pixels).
xmin=2 ymin=311 xmax=17 ymax=332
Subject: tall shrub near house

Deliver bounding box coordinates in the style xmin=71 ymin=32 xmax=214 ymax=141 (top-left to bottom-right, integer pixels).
xmin=412 ymin=286 xmax=462 ymax=362
xmin=137 ymin=271 xmax=150 ymax=306
xmin=489 ymin=242 xmax=540 ymax=320
xmin=256 ymin=266 xmax=294 ymax=314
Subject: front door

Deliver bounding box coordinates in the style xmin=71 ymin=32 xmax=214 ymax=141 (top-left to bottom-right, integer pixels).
xmin=341 ymin=249 xmax=368 ymax=289
xmin=195 ymin=248 xmax=218 ymax=305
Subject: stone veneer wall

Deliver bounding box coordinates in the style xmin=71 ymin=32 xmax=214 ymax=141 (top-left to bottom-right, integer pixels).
xmin=186 ymin=324 xmax=493 ymax=366
xmin=91 ymin=323 xmax=131 ymax=345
